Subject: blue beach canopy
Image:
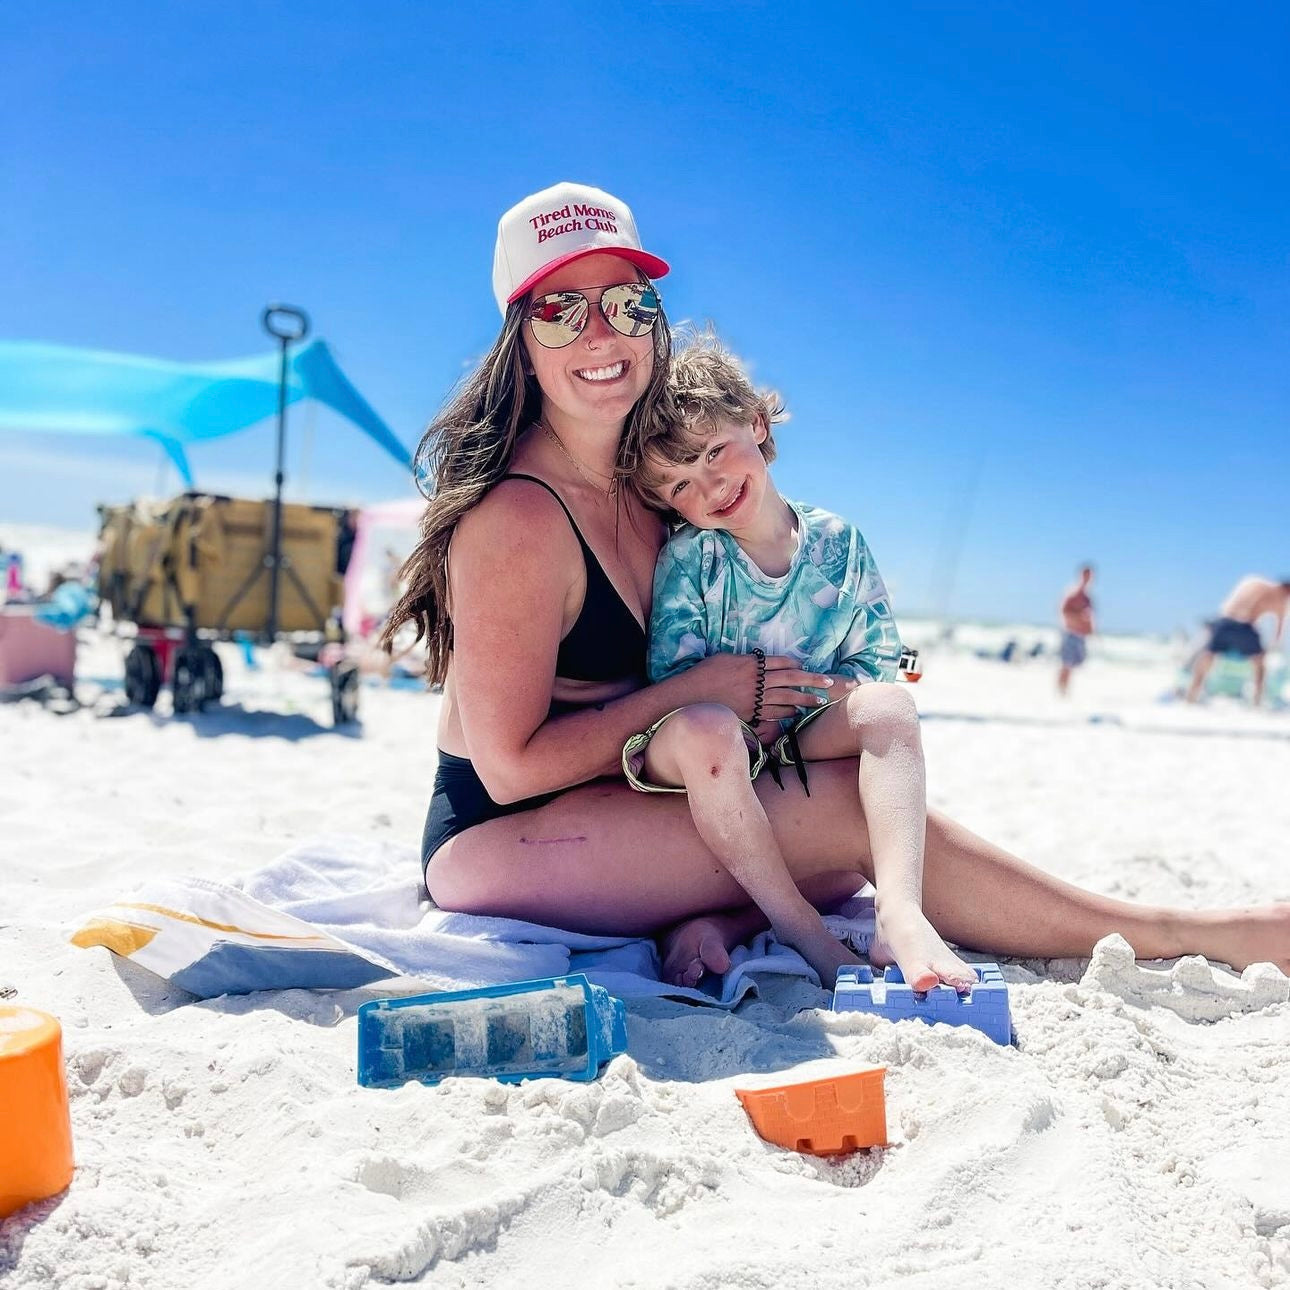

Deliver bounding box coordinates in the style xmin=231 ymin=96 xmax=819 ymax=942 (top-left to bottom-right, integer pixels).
xmin=0 ymin=338 xmax=411 ymax=486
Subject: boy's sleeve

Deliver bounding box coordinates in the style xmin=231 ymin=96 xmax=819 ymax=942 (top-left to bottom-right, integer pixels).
xmin=647 ymin=538 xmax=713 ymax=683
xmin=834 ymin=529 xmax=903 ymax=683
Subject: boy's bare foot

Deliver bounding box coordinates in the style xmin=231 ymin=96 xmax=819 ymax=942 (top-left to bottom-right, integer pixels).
xmin=777 ymin=923 xmax=862 ymax=987
xmin=869 ymin=906 xmax=978 ymax=993
xmin=659 ymin=915 xmax=735 ymax=987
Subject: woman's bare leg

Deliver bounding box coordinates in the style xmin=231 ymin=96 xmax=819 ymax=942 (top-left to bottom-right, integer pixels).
xmin=919 ymin=808 xmax=1290 ymax=972
xmin=428 ymin=761 xmax=1290 ymax=973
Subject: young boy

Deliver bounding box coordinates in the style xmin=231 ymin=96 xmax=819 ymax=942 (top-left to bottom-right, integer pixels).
xmin=625 ymin=336 xmax=976 ymax=993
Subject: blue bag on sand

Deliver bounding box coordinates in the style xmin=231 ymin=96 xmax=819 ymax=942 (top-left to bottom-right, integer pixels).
xmin=357 ymin=973 xmax=629 ymax=1088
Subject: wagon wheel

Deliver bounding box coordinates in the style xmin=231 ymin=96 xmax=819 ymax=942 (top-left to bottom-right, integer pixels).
xmin=124 ymin=643 xmax=162 ymax=709
xmin=172 ymin=645 xmax=211 ymax=714
xmin=329 ymin=660 xmax=359 ymax=726
xmin=199 ymin=645 xmax=224 ymax=704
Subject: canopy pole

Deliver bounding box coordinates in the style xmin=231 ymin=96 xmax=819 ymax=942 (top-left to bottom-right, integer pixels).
xmin=154 ymin=440 xmax=169 ymax=496
xmin=260 ymin=304 xmax=311 ymax=642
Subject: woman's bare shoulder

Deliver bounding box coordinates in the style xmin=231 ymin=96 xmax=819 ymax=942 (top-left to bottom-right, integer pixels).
xmin=452 ymin=476 xmax=579 ymax=573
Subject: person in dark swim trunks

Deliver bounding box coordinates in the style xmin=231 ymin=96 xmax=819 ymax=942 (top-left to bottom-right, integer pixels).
xmin=1206 ymin=619 xmax=1264 ymax=657
xmin=379 ymin=180 xmax=1290 ymax=985
xmin=1186 ymin=575 xmax=1290 ymax=706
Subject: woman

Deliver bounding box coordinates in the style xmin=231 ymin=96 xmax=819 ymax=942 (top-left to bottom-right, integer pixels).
xmin=385 ymin=181 xmax=1289 ymax=986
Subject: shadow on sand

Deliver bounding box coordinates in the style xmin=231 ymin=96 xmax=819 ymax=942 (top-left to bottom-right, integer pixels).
xmin=95 ymin=698 xmax=362 ymax=741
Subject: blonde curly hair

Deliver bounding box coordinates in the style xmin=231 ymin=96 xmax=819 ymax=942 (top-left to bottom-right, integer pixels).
xmin=630 ymin=330 xmax=786 ymax=519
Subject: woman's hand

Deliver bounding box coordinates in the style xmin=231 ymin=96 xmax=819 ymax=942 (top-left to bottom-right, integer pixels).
xmin=763 ymin=655 xmax=857 ymax=724
xmin=753 ymin=661 xmax=859 ymax=742
xmin=685 ymin=653 xmax=856 ymax=726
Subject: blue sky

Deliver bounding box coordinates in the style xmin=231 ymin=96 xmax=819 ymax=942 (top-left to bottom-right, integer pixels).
xmin=2 ymin=2 xmax=1286 ymax=633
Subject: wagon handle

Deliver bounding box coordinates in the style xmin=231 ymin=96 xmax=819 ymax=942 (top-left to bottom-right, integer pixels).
xmin=261 ymin=304 xmax=310 ymax=343
xmin=260 ymin=303 xmax=311 ymax=640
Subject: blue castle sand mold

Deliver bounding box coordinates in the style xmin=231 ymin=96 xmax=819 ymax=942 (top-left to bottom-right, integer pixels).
xmin=832 ymin=963 xmax=1012 ymax=1045
xmin=357 ymin=973 xmax=629 ymax=1088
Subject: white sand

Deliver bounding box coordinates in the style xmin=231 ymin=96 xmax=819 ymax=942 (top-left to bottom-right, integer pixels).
xmin=3 ymin=618 xmax=1290 ymax=1289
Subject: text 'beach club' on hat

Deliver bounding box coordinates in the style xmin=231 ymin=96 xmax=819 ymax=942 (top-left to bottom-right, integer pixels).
xmin=492 ymin=182 xmax=670 ymax=314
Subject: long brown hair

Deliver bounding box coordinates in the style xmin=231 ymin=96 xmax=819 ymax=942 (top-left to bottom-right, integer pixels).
xmin=381 ymin=285 xmax=673 ymax=685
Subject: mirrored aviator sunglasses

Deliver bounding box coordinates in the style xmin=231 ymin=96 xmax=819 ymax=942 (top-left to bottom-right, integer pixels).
xmin=527 ymin=282 xmax=662 ymax=349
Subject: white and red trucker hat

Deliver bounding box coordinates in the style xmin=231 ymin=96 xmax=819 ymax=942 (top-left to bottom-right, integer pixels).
xmin=491 ymin=181 xmax=670 ymax=315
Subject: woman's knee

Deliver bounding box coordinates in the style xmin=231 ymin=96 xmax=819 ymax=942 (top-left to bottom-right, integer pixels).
xmin=425 ymin=844 xmax=498 ymax=915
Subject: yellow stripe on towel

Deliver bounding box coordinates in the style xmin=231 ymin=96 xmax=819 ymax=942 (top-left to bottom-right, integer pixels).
xmin=116 ymin=902 xmax=334 ymax=944
xmin=71 ymin=917 xmax=159 ymax=956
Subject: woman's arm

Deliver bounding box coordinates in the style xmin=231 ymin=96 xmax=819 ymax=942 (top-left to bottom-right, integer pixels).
xmin=450 ymin=482 xmax=801 ymax=803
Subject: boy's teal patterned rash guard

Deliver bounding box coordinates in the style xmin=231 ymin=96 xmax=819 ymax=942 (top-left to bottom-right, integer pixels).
xmin=647 ymin=499 xmax=904 ymax=695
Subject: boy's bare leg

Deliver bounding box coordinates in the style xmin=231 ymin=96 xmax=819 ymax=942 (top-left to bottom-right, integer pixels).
xmin=641 ymin=703 xmax=861 ymax=985
xmin=1251 ymin=655 xmax=1266 ymax=706
xmin=795 ymin=685 xmax=978 ymax=992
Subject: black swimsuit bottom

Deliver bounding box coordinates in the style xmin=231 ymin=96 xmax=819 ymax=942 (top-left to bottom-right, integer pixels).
xmin=421 ymin=750 xmax=559 ymax=882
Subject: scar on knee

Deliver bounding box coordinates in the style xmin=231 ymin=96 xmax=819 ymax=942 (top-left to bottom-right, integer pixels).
xmin=519 ymin=834 xmax=589 ymax=846
xmin=709 ymin=765 xmax=721 ymax=777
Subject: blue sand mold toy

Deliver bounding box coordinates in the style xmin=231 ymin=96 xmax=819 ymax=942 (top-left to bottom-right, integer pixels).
xmin=832 ymin=962 xmax=1012 ymax=1046
xmin=357 ymin=973 xmax=629 ymax=1088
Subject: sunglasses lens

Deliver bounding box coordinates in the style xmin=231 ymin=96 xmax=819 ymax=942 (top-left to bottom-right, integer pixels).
xmin=528 ymin=292 xmax=588 ymax=348
xmin=528 ymin=284 xmax=661 ymax=347
xmin=601 ymin=283 xmax=661 ymax=338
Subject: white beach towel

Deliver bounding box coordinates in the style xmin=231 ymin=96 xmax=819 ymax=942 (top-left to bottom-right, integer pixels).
xmin=71 ymin=834 xmax=875 ymax=1008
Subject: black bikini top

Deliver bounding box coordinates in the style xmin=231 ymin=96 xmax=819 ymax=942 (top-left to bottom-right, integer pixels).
xmin=505 ymin=474 xmax=647 ymax=684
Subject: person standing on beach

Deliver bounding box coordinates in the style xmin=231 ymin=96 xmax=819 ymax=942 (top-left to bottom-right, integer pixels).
xmin=1186 ymin=575 xmax=1290 ymax=706
xmin=1057 ymin=564 xmax=1095 ymax=696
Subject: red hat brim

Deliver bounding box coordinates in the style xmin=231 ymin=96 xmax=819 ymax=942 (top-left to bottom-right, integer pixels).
xmin=507 ymin=247 xmax=670 ymax=305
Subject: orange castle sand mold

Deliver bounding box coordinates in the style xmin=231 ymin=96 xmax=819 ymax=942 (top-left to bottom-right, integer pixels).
xmin=735 ymin=1066 xmax=888 ymax=1156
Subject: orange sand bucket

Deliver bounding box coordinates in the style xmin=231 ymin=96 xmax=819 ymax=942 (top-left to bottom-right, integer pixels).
xmin=735 ymin=1065 xmax=888 ymax=1156
xmin=0 ymin=1006 xmax=75 ymax=1216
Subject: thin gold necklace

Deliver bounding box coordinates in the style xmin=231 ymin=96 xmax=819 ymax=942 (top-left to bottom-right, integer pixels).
xmin=541 ymin=423 xmax=618 ymax=500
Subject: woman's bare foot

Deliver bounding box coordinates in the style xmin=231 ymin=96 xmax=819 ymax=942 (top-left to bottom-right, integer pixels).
xmin=661 ymin=910 xmax=862 ymax=988
xmin=869 ymin=905 xmax=978 ymax=993
xmin=659 ymin=882 xmax=879 ymax=989
xmin=659 ymin=915 xmax=736 ymax=987
xmin=1184 ymin=904 xmax=1290 ymax=974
